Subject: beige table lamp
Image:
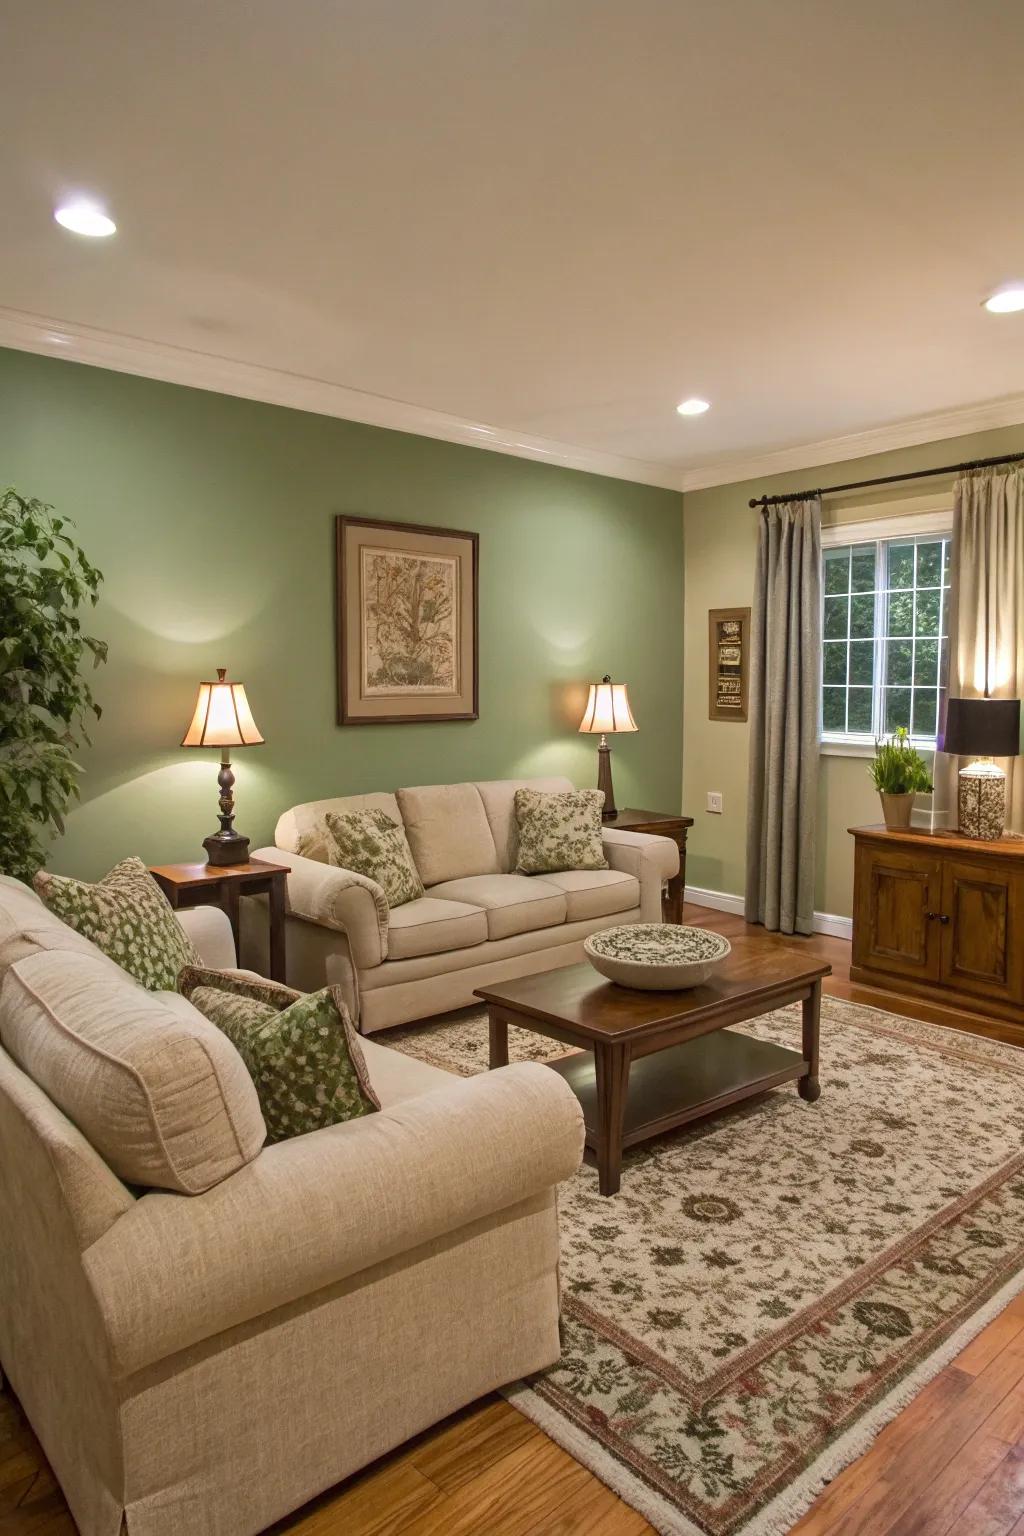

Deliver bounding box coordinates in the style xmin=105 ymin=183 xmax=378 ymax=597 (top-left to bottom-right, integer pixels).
xmin=181 ymin=668 xmax=265 ymax=865
xmin=578 ymin=674 xmax=637 ymax=819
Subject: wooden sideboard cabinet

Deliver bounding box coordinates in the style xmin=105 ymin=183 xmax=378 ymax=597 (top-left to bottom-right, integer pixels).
xmin=850 ymin=824 xmax=1024 ymax=1027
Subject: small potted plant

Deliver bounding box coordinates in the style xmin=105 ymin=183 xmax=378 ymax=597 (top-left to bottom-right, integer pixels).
xmin=869 ymin=727 xmax=933 ymax=829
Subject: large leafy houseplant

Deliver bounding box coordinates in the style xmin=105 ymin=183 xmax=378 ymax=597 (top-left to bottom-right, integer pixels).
xmin=0 ymin=490 xmax=106 ymax=881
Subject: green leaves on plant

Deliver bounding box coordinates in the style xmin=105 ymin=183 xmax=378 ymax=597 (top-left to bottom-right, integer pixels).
xmin=0 ymin=488 xmax=106 ymax=881
xmin=869 ymin=727 xmax=933 ymax=796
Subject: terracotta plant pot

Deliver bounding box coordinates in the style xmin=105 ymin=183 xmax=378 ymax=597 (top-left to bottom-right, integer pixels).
xmin=880 ymin=791 xmax=915 ymax=829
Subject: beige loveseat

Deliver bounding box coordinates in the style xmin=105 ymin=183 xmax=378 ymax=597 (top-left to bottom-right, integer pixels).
xmin=247 ymin=776 xmax=680 ymax=1031
xmin=0 ymin=876 xmax=583 ymax=1536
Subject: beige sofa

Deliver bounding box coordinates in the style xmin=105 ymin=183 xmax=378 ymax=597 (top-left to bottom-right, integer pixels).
xmin=0 ymin=875 xmax=583 ymax=1536
xmin=247 ymin=776 xmax=680 ymax=1031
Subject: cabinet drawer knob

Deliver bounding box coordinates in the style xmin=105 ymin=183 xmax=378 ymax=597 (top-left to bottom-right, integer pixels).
xmin=925 ymin=911 xmax=950 ymax=924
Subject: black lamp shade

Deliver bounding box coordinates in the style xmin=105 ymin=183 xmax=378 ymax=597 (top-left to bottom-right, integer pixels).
xmin=941 ymin=697 xmax=1021 ymax=758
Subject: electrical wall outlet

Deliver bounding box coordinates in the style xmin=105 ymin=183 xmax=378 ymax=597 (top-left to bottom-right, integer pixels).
xmin=706 ymin=791 xmax=723 ymax=814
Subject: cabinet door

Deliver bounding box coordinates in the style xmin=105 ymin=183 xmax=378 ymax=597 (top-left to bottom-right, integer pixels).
xmin=940 ymin=859 xmax=1024 ymax=1004
xmin=854 ymin=843 xmax=941 ymax=981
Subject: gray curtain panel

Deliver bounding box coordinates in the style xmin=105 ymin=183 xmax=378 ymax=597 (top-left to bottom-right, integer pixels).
xmin=937 ymin=465 xmax=1024 ymax=832
xmin=745 ymin=499 xmax=822 ymax=935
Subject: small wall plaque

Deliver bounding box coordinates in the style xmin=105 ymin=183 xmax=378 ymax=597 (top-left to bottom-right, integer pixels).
xmin=708 ymin=607 xmax=750 ymax=722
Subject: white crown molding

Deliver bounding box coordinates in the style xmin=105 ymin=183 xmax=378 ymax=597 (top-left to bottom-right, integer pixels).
xmin=4 ymin=305 xmax=1023 ymax=500
xmin=679 ymin=393 xmax=1024 ymax=494
xmin=0 ymin=306 xmax=683 ymax=493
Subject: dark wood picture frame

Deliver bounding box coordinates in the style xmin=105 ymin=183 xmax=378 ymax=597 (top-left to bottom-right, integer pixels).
xmin=336 ymin=516 xmax=479 ymax=725
xmin=708 ymin=606 xmax=750 ymax=722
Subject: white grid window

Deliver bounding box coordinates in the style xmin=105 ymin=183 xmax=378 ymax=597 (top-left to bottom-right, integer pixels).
xmin=821 ymin=530 xmax=951 ymax=747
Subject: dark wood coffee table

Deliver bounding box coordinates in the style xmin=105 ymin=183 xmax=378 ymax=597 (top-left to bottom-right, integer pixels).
xmin=476 ymin=939 xmax=830 ymax=1195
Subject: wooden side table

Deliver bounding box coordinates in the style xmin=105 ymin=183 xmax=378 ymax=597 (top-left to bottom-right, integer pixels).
xmin=149 ymin=859 xmax=289 ymax=981
xmin=611 ymin=809 xmax=694 ymax=924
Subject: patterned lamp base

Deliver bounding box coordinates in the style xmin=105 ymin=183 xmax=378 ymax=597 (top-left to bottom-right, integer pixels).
xmin=958 ymin=758 xmax=1006 ymax=840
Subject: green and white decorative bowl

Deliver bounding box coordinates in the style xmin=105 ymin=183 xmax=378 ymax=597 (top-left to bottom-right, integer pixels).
xmin=584 ymin=923 xmax=732 ymax=990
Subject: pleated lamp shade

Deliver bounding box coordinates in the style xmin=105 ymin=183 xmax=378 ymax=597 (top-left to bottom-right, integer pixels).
xmin=182 ymin=669 xmax=265 ymax=748
xmin=578 ymin=676 xmax=638 ymax=735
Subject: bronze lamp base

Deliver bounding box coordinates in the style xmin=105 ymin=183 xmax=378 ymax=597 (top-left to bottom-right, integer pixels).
xmin=203 ymin=751 xmax=251 ymax=866
xmin=597 ymin=737 xmax=618 ymax=819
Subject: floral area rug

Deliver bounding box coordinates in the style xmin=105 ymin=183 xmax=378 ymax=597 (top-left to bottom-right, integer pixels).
xmin=382 ymin=997 xmax=1024 ymax=1536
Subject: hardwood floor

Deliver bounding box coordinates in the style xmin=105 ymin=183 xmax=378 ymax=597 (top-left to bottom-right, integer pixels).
xmin=3 ymin=903 xmax=1022 ymax=1536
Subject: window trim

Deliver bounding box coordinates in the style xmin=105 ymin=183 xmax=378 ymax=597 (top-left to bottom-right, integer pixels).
xmin=820 ymin=508 xmax=953 ymax=549
xmin=819 ymin=509 xmax=952 ymax=755
xmin=820 ymin=737 xmax=886 ymax=759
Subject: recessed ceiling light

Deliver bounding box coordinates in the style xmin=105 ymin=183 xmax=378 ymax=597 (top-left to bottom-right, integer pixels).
xmin=54 ymin=200 xmax=116 ymax=238
xmin=676 ymin=397 xmax=710 ymax=416
xmin=983 ymin=286 xmax=1024 ymax=314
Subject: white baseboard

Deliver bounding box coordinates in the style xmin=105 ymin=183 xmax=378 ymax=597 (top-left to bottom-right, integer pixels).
xmin=683 ymin=884 xmax=746 ymax=917
xmin=811 ymin=910 xmax=855 ymax=941
xmin=683 ymin=884 xmax=853 ymax=942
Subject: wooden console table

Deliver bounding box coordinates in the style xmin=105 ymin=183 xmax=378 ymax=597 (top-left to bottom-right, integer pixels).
xmin=612 ymin=808 xmax=693 ymax=923
xmin=850 ymin=824 xmax=1024 ymax=1028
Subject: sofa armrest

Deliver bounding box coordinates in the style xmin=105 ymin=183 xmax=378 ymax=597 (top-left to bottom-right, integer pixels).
xmin=175 ymin=905 xmax=237 ymax=968
xmin=84 ymin=1062 xmax=584 ymax=1377
xmin=602 ymin=828 xmax=680 ymax=922
xmin=250 ymin=846 xmax=388 ymax=968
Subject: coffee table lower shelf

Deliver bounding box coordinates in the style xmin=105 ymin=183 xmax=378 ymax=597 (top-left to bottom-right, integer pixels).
xmin=548 ymin=1030 xmax=806 ymax=1170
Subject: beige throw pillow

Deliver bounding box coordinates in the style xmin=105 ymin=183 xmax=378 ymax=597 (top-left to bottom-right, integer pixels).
xmin=1 ymin=949 xmax=265 ymax=1193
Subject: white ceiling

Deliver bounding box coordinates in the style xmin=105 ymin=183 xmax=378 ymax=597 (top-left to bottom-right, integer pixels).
xmin=4 ymin=0 xmax=1024 ymax=490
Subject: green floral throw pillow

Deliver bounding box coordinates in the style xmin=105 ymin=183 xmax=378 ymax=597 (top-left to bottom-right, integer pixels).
xmin=322 ymin=808 xmax=424 ymax=908
xmin=33 ymin=856 xmax=200 ymax=990
xmin=178 ymin=967 xmax=380 ymax=1142
xmin=514 ymin=788 xmax=609 ymax=875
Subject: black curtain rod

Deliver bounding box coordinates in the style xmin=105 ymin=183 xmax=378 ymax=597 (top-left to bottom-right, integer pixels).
xmin=748 ymin=450 xmax=1024 ymax=510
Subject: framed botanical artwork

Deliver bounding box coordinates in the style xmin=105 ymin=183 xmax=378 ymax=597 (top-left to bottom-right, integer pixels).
xmin=708 ymin=606 xmax=750 ymax=722
xmin=335 ymin=516 xmax=479 ymax=725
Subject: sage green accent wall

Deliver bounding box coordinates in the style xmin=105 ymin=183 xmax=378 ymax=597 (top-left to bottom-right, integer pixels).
xmin=0 ymin=347 xmax=684 ymax=880
xmin=682 ymin=423 xmax=1024 ymax=920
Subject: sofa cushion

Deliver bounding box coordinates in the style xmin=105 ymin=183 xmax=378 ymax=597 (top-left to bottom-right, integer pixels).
xmin=359 ymin=1035 xmax=455 ymax=1104
xmin=386 ymin=896 xmax=488 ymax=960
xmin=33 ymin=857 xmax=201 ymax=991
xmin=179 ymin=967 xmax=379 ymax=1143
xmin=278 ymin=791 xmax=404 ymax=863
xmin=469 ymin=780 xmax=574 ymax=878
xmin=538 ymin=868 xmax=640 ymax=921
xmin=0 ymin=949 xmax=265 ymax=1193
xmin=396 ymin=783 xmax=499 ymax=886
xmin=322 ymin=809 xmax=424 ymax=908
xmin=426 ymin=874 xmax=566 ymax=941
xmin=474 ymin=777 xmax=575 ymax=872
xmin=514 ymin=788 xmax=608 ymax=875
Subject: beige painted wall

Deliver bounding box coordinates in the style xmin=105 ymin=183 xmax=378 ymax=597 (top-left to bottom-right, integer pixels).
xmin=682 ymin=423 xmax=1024 ymax=920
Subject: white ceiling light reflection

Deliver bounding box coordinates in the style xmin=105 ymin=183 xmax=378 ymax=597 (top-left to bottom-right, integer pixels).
xmin=54 ymin=200 xmax=116 ymax=237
